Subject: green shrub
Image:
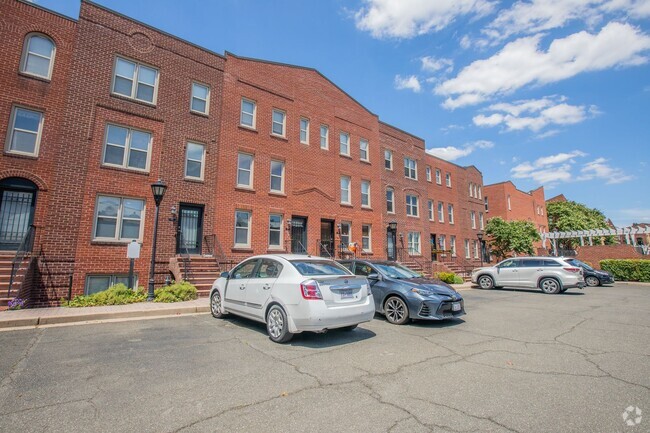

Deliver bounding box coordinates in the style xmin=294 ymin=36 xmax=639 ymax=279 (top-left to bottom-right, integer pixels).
xmin=600 ymin=259 xmax=650 ymax=282
xmin=63 ymin=283 xmax=146 ymax=307
xmin=154 ymin=281 xmax=198 ymax=303
xmin=435 ymin=272 xmax=460 ymax=284
xmin=452 ymin=275 xmax=465 ymax=284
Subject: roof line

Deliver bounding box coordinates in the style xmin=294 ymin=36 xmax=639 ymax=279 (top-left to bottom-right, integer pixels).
xmin=378 ymin=120 xmax=424 ymax=142
xmin=17 ymin=0 xmax=78 ymax=23
xmin=484 ymin=180 xmax=545 ymax=196
xmin=424 ymin=152 xmax=484 ymax=174
xmin=225 ymin=51 xmax=377 ymax=117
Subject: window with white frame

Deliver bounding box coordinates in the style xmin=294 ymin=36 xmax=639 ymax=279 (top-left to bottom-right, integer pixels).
xmin=404 ymin=157 xmax=417 ymax=179
xmin=184 ymin=141 xmax=205 ymax=180
xmin=234 ymin=210 xmax=251 ymax=247
xmin=5 ymin=106 xmax=44 ymax=156
xmin=446 ymin=172 xmax=452 ymax=187
xmin=479 ymin=212 xmax=484 ymax=229
xmin=300 ymin=118 xmax=309 ymax=144
xmin=465 ymin=239 xmax=470 ymax=258
xmin=340 ymin=176 xmax=351 ymax=204
xmin=268 ymin=213 xmax=283 ymax=249
xmin=384 ymin=149 xmax=393 ymax=170
xmin=470 ymin=211 xmax=476 ymax=229
xmin=473 ymin=184 xmax=478 ymax=198
xmin=428 ymin=200 xmax=434 ymax=221
xmin=190 ymin=82 xmax=210 ymax=115
xmin=406 ymin=195 xmax=419 ymax=217
xmin=448 ymin=204 xmax=454 ymax=224
xmin=320 ymin=125 xmax=329 ymax=149
xmin=237 ymin=153 xmax=253 ymax=188
xmin=507 ymin=195 xmax=511 ymax=210
xmin=408 ymin=232 xmax=421 ymax=255
xmin=361 ymin=180 xmax=371 ymax=207
xmin=450 ymin=236 xmax=456 ymax=257
xmin=86 ymin=274 xmax=135 ymax=295
xmin=270 ymin=160 xmax=285 ymax=193
xmin=272 ymin=109 xmax=286 ymax=136
xmin=439 ymin=234 xmax=446 ymax=250
xmin=340 ymin=222 xmax=351 ymax=247
xmin=20 ymin=34 xmax=55 ymax=80
xmin=438 ymin=201 xmax=444 ymax=222
xmin=485 ymin=196 xmax=489 ymax=211
xmin=340 ymin=132 xmax=350 ymax=156
xmin=474 ymin=240 xmax=479 ymax=258
xmin=426 ymin=166 xmax=432 ymax=182
xmin=386 ymin=187 xmax=394 ymax=213
xmin=469 ymin=183 xmax=474 ymax=197
xmin=362 ymin=224 xmax=371 ymax=251
xmin=112 ymin=56 xmax=158 ymax=104
xmin=360 ymin=139 xmax=369 ymax=162
xmin=478 ymin=186 xmax=482 ymax=199
xmin=240 ymin=98 xmax=256 ymax=128
xmin=435 ymin=168 xmax=441 ymax=184
xmin=94 ymin=195 xmax=145 ymax=241
xmin=103 ymin=124 xmax=151 ymax=171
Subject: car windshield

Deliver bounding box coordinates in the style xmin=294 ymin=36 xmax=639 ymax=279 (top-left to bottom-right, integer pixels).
xmin=290 ymin=260 xmax=351 ymax=276
xmin=373 ymin=263 xmax=421 ymax=279
xmin=568 ymin=258 xmax=594 ymax=271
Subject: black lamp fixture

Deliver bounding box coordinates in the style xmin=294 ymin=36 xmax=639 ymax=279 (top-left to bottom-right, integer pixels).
xmin=147 ymin=179 xmax=167 ymax=301
xmin=388 ymin=221 xmax=397 ymax=231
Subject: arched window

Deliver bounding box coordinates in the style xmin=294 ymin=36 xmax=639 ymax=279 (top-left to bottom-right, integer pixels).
xmin=20 ymin=33 xmax=56 ymax=79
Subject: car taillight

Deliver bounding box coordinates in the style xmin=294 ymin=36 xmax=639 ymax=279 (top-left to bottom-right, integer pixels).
xmin=563 ymin=267 xmax=581 ymax=273
xmin=300 ymin=280 xmax=322 ymax=300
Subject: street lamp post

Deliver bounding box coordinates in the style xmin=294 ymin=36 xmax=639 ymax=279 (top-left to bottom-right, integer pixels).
xmin=477 ymin=231 xmax=484 ymax=267
xmin=148 ymin=179 xmax=167 ymax=301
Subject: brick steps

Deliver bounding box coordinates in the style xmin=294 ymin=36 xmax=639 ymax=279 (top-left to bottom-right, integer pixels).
xmin=177 ymin=256 xmax=221 ymax=298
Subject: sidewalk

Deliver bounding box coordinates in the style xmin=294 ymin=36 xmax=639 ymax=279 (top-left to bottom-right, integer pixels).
xmin=0 ymin=298 xmax=209 ymax=329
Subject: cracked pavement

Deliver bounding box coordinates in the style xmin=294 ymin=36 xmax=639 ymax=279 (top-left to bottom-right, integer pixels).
xmin=0 ymin=283 xmax=648 ymax=433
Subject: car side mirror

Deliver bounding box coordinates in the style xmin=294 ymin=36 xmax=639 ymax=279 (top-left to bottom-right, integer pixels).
xmin=220 ymin=271 xmax=230 ymax=279
xmin=367 ymin=273 xmax=381 ymax=281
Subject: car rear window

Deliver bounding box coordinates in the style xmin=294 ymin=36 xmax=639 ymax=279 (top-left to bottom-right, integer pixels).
xmin=290 ymin=260 xmax=351 ymax=276
xmin=543 ymin=259 xmax=562 ymax=267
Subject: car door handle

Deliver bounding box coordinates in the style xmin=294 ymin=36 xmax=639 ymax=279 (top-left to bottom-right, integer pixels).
xmin=239 ymin=285 xmax=246 ymax=290
xmin=536 ymin=269 xmax=543 ymax=271
xmin=263 ymin=285 xmax=271 ymax=290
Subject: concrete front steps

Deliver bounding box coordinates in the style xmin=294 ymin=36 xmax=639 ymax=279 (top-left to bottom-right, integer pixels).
xmin=176 ymin=256 xmax=222 ymax=298
xmin=0 ymin=252 xmax=24 ymax=311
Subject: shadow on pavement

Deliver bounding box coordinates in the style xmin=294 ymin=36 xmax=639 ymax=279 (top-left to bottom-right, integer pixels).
xmin=485 ymin=287 xmax=585 ymax=296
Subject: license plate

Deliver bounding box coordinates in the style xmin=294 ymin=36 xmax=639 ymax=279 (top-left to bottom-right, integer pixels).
xmin=452 ymin=302 xmax=461 ymax=312
xmin=340 ymin=289 xmax=354 ymax=299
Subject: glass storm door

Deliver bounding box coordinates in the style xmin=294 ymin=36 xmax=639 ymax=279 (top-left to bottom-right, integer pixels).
xmin=177 ymin=205 xmax=203 ymax=254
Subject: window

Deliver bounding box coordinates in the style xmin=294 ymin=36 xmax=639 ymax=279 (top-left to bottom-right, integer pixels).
xmin=474 ymin=240 xmax=479 ymax=258
xmin=435 ymin=169 xmax=441 ymax=184
xmin=240 ymin=98 xmax=256 ymax=128
xmin=360 ymin=139 xmax=369 ymax=162
xmin=268 ymin=214 xmax=283 ymax=248
xmin=20 ymin=34 xmax=55 ymax=79
xmin=485 ymin=196 xmax=489 ymax=212
xmin=340 ymin=132 xmax=350 ymax=156
xmin=270 ymin=160 xmax=285 ymax=193
xmin=362 ymin=224 xmax=371 ymax=251
xmin=478 ymin=187 xmax=482 ymax=199
xmin=340 ymin=176 xmax=351 ymax=204
xmin=234 ymin=210 xmax=252 ymax=247
xmin=465 ymin=239 xmax=470 ymax=258
xmin=407 ymin=232 xmax=421 ymax=255
xmin=237 ymin=153 xmax=253 ymax=188
xmin=112 ymin=56 xmax=158 ymax=104
xmin=448 ymin=204 xmax=454 ymax=224
xmin=507 ymin=195 xmax=511 ymax=211
xmin=471 ymin=211 xmax=476 ymax=229
xmin=384 ymin=150 xmax=393 ymax=170
xmin=404 ymin=157 xmax=417 ymax=180
xmin=450 ymin=236 xmax=456 ymax=257
xmin=386 ymin=188 xmax=394 ymax=213
xmin=469 ymin=183 xmax=474 ymax=197
xmin=257 ymin=259 xmax=283 ymax=278
xmin=272 ymin=109 xmax=286 ymax=136
xmin=5 ymin=107 xmax=44 ymax=156
xmin=446 ymin=173 xmax=452 ymax=187
xmin=190 ymin=82 xmax=210 ymax=114
xmin=438 ymin=202 xmax=444 ymax=223
xmin=232 ymin=260 xmax=257 ymax=279
xmin=94 ymin=196 xmax=145 ymax=241
xmin=340 ymin=222 xmax=351 ymax=247
xmin=426 ymin=166 xmax=432 ymax=182
xmin=103 ymin=124 xmax=151 ymax=171
xmin=479 ymin=212 xmax=484 ymax=229
xmin=185 ymin=141 xmax=205 ymax=180
xmin=320 ymin=125 xmax=329 ymax=149
xmin=406 ymin=195 xmax=419 ymax=217
xmin=86 ymin=274 xmax=134 ymax=295
xmin=428 ymin=200 xmax=434 ymax=221
xmin=300 ymin=118 xmax=309 ymax=144
xmin=473 ymin=184 xmax=478 ymax=198
xmin=361 ymin=180 xmax=371 ymax=207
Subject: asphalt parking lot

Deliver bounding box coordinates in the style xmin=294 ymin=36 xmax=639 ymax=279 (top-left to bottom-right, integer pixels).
xmin=1 ymin=283 xmax=648 ymax=433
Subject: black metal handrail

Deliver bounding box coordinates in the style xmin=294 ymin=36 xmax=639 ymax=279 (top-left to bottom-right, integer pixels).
xmin=9 ymin=225 xmax=36 ymax=296
xmin=317 ymin=239 xmax=334 ymax=258
xmin=178 ymin=231 xmax=193 ymax=282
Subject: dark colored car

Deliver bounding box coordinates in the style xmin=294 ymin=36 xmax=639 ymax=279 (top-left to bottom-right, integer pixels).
xmin=564 ymin=258 xmax=614 ymax=286
xmin=338 ymin=260 xmax=465 ymax=325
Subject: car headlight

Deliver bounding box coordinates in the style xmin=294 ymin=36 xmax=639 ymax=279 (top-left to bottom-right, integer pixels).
xmin=411 ymin=288 xmax=437 ymax=297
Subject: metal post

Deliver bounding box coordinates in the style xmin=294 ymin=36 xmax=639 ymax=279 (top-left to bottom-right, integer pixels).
xmin=128 ymin=258 xmax=135 ymax=290
xmin=147 ymin=203 xmax=161 ymax=301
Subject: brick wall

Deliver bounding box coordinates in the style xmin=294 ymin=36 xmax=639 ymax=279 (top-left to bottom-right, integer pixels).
xmin=574 ymin=244 xmax=645 ymax=269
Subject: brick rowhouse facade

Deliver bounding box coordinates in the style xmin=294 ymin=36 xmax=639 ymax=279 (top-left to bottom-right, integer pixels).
xmin=1 ymin=0 xmax=486 ymax=306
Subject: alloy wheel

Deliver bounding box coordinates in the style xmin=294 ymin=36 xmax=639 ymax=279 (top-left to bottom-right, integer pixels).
xmin=541 ymin=278 xmax=560 ymax=294
xmin=585 ymin=276 xmax=600 ymax=287
xmin=385 ymin=297 xmax=408 ymax=324
xmin=210 ymin=291 xmax=223 ymax=318
xmin=268 ymin=309 xmax=284 ymax=339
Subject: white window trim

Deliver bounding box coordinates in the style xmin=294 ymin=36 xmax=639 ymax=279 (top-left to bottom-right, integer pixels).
xmin=184 ymin=141 xmax=205 ymax=180
xmin=408 ymin=232 xmax=421 ymax=255
xmin=85 ymin=274 xmax=138 ymax=295
xmin=300 ymin=118 xmax=310 ymax=144
xmin=268 ymin=213 xmax=284 ymax=249
xmin=320 ymin=124 xmax=329 ymax=149
xmin=507 ymin=195 xmax=512 ymax=211
xmin=450 ymin=236 xmax=456 ymax=257
xmin=237 ymin=152 xmax=254 ymax=189
xmin=465 ymin=239 xmax=471 ymax=259
xmin=435 ymin=169 xmax=441 ymax=185
xmin=428 ymin=200 xmax=434 ymax=221
xmin=92 ymin=195 xmax=146 ymax=243
xmin=240 ymin=98 xmax=257 ymax=129
xmin=406 ymin=195 xmax=419 ymax=218
xmin=340 ymin=176 xmax=351 ymax=205
xmin=361 ymin=180 xmax=371 ymax=208
xmin=101 ymin=123 xmax=152 ymax=173
xmin=471 ymin=211 xmax=476 ymax=229
xmin=448 ymin=204 xmax=454 ymax=224
xmin=479 ymin=212 xmax=484 ymax=230
xmin=386 ymin=187 xmax=395 ymax=214
xmin=20 ymin=33 xmax=56 ymax=80
xmin=234 ymin=210 xmax=252 ymax=248
xmin=340 ymin=221 xmax=352 ymax=248
xmin=438 ymin=202 xmax=444 ymax=223
xmin=5 ymin=106 xmax=44 ymax=157
xmin=271 ymin=109 xmax=286 ymax=137
xmin=362 ymin=224 xmax=372 ymax=252
xmin=190 ymin=82 xmax=210 ymax=115
xmin=426 ymin=167 xmax=432 ymax=182
xmin=360 ymin=139 xmax=370 ymax=162
xmin=270 ymin=160 xmax=285 ymax=194
xmin=340 ymin=132 xmax=350 ymax=156
xmin=111 ymin=56 xmax=159 ymax=105
xmin=404 ymin=157 xmax=418 ymax=180
xmin=446 ymin=173 xmax=452 ymax=187
xmin=385 ymin=150 xmax=393 ymax=170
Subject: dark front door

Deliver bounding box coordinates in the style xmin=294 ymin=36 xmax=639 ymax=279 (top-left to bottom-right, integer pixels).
xmin=386 ymin=229 xmax=396 ymax=261
xmin=320 ymin=219 xmax=334 ymax=257
xmin=0 ymin=178 xmax=37 ymax=251
xmin=291 ymin=216 xmax=307 ymax=254
xmin=430 ymin=234 xmax=437 ymax=261
xmin=177 ymin=204 xmax=203 ymax=255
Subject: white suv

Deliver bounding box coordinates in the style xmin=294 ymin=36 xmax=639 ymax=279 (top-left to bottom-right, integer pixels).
xmin=471 ymin=257 xmax=585 ymax=294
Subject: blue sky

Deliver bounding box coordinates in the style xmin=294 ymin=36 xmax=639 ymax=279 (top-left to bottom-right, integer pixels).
xmin=37 ymin=0 xmax=650 ymax=226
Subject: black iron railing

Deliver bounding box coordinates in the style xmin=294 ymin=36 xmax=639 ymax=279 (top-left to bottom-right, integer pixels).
xmin=9 ymin=225 xmax=36 ymax=296
xmin=178 ymin=231 xmax=193 ymax=282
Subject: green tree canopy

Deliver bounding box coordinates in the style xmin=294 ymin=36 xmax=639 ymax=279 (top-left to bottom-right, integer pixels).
xmin=546 ymin=201 xmax=613 ymax=247
xmin=485 ymin=217 xmax=541 ymax=260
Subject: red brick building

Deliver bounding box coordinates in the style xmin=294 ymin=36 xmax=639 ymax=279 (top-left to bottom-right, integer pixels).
xmin=1 ymin=0 xmax=486 ymax=307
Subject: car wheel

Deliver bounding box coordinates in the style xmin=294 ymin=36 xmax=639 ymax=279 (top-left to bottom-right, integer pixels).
xmin=384 ymin=296 xmax=409 ymax=325
xmin=585 ymin=276 xmax=600 ymax=287
xmin=266 ymin=305 xmax=294 ymax=343
xmin=210 ymin=290 xmax=226 ymax=318
xmin=477 ymin=275 xmax=494 ymax=290
xmin=340 ymin=325 xmax=357 ymax=332
xmin=540 ymin=278 xmax=561 ymax=294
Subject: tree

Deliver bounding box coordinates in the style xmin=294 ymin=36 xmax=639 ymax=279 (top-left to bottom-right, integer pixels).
xmin=485 ymin=217 xmax=541 ymax=261
xmin=546 ymin=201 xmax=614 ymax=248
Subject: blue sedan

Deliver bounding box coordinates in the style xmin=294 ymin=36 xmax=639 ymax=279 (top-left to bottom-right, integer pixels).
xmin=339 ymin=260 xmax=465 ymax=325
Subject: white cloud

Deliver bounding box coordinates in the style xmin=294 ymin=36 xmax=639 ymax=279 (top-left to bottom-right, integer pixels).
xmin=394 ymin=75 xmax=422 ymax=92
xmin=426 ymin=140 xmax=494 ymax=161
xmin=353 ymin=0 xmax=496 ymax=39
xmin=420 ymin=56 xmax=454 ymax=73
xmin=577 ymin=157 xmax=635 ymax=183
xmin=435 ymin=22 xmax=650 ymax=108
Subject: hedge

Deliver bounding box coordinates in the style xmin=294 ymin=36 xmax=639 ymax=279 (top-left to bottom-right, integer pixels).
xmin=600 ymin=259 xmax=650 ymax=282
xmin=434 ymin=272 xmax=465 ymax=285
xmin=62 ymin=281 xmax=198 ymax=307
